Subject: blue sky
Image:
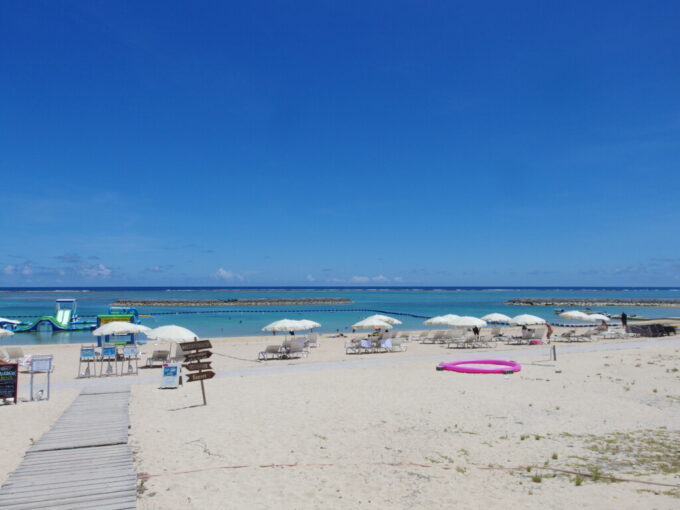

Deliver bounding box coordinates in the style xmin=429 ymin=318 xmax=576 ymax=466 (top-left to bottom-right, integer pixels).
xmin=1 ymin=1 xmax=679 ymax=286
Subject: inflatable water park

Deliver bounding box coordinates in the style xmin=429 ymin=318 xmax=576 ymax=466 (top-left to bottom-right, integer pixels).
xmin=0 ymin=299 xmax=141 ymax=333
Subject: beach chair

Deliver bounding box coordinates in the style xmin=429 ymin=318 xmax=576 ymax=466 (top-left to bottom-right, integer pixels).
xmin=78 ymin=345 xmax=98 ymax=378
xmin=145 ymin=349 xmax=171 ymax=368
xmin=580 ymin=329 xmax=599 ymax=342
xmin=284 ymin=336 xmax=309 ymax=353
xmin=345 ymin=339 xmax=361 ymax=355
xmin=388 ymin=338 xmax=408 ymax=352
xmin=395 ymin=331 xmax=413 ymax=343
xmin=258 ymin=344 xmax=285 ymax=360
xmin=375 ymin=337 xmax=391 ymax=352
xmin=122 ymin=345 xmax=140 ymax=375
xmin=476 ymin=331 xmax=496 ymax=347
xmin=491 ymin=327 xmax=509 ymax=343
xmin=532 ymin=329 xmax=545 ymax=340
xmin=347 ymin=338 xmax=373 ymax=354
xmin=307 ymin=332 xmax=319 ymax=348
xmin=508 ymin=329 xmax=533 ymax=345
xmin=554 ymin=330 xmax=575 ymax=342
xmin=172 ymin=343 xmax=186 ymax=363
xmin=99 ymin=345 xmax=118 ymax=376
xmin=458 ymin=332 xmax=478 ymax=348
xmin=444 ymin=330 xmax=466 ymax=348
xmin=5 ymin=347 xmax=32 ymax=369
xmin=420 ymin=331 xmax=437 ymax=344
xmin=426 ymin=331 xmax=446 ymax=344
xmin=288 ymin=342 xmax=308 ymax=359
xmin=5 ymin=347 xmax=27 ymax=363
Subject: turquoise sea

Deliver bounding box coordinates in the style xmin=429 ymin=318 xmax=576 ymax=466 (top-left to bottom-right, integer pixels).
xmin=1 ymin=287 xmax=679 ymax=345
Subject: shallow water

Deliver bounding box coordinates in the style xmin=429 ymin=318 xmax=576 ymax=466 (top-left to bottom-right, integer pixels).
xmin=1 ymin=287 xmax=678 ymax=345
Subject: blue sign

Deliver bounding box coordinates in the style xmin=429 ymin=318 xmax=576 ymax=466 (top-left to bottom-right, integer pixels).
xmin=81 ymin=348 xmax=96 ymax=360
xmin=161 ymin=363 xmax=181 ymax=389
xmin=102 ymin=346 xmax=117 ymax=358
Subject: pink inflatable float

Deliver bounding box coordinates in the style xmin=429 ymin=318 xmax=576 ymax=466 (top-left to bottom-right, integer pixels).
xmin=437 ymin=359 xmax=521 ymax=374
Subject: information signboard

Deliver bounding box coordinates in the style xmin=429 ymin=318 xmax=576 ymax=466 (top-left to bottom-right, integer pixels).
xmin=161 ymin=363 xmax=181 ymax=389
xmin=0 ymin=363 xmax=19 ymax=403
xmin=30 ymin=356 xmax=53 ymax=373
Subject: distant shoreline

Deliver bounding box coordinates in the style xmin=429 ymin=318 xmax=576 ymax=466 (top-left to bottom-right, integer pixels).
xmin=506 ymin=298 xmax=680 ymax=307
xmin=2 ymin=286 xmax=680 ymax=293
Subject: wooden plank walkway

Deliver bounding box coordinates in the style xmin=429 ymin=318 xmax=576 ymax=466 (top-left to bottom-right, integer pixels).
xmin=0 ymin=387 xmax=136 ymax=509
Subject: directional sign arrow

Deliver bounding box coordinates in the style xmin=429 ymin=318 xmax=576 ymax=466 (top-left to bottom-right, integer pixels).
xmin=183 ymin=351 xmax=212 ymax=361
xmin=179 ymin=340 xmax=212 ymax=351
xmin=183 ymin=362 xmax=212 ymax=371
xmin=187 ymin=371 xmax=215 ymax=383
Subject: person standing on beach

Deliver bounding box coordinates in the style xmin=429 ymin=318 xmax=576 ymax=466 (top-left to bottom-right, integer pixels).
xmin=621 ymin=312 xmax=628 ymax=332
xmin=545 ymin=323 xmax=553 ymax=343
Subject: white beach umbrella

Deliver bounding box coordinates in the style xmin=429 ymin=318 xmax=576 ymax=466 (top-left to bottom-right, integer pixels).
xmin=441 ymin=314 xmax=461 ymax=321
xmin=587 ymin=313 xmax=611 ymax=322
xmin=363 ymin=314 xmax=402 ymax=325
xmin=0 ymin=328 xmax=14 ymax=338
xmin=262 ymin=319 xmax=307 ymax=332
xmin=92 ymin=321 xmax=151 ymax=337
xmin=559 ymin=310 xmax=591 ymax=321
xmin=448 ymin=316 xmax=487 ymax=328
xmin=424 ymin=314 xmax=460 ymax=326
xmin=510 ymin=314 xmax=546 ymax=326
xmin=297 ymin=319 xmax=322 ymax=330
xmin=424 ymin=316 xmax=448 ymax=326
xmin=0 ymin=317 xmax=20 ymax=325
xmin=481 ymin=313 xmax=512 ymax=323
xmin=352 ymin=318 xmax=393 ymax=330
xmin=145 ymin=325 xmax=198 ymax=342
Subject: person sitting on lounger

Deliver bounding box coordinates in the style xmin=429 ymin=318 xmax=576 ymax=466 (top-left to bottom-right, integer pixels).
xmin=597 ymin=320 xmax=608 ymax=332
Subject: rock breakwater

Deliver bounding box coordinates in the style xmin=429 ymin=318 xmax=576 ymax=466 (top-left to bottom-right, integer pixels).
xmin=505 ymin=298 xmax=680 ymax=307
xmin=112 ymin=298 xmax=352 ymax=307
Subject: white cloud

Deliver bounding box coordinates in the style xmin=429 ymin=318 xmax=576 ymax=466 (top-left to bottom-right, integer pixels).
xmin=352 ymin=275 xmax=393 ymax=282
xmin=80 ymin=264 xmax=112 ymax=278
xmin=3 ymin=263 xmax=33 ymax=276
xmin=305 ymin=274 xmax=315 ymax=282
xmin=393 ymin=276 xmax=404 ymax=282
xmin=214 ymin=268 xmax=245 ymax=281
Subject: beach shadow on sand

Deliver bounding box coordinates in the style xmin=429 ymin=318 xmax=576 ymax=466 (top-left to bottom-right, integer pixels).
xmin=168 ymin=403 xmax=205 ymax=411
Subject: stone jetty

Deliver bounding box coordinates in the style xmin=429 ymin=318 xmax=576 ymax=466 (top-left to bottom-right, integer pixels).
xmin=112 ymin=297 xmax=352 ymax=307
xmin=505 ymin=298 xmax=680 ymax=307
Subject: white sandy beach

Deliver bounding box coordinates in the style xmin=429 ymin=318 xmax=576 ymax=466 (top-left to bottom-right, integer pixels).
xmin=2 ymin=331 xmax=679 ymax=509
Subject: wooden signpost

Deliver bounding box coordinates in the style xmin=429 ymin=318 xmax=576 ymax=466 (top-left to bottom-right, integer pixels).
xmin=186 ymin=371 xmax=215 ymax=382
xmin=180 ymin=339 xmax=214 ymax=405
xmin=184 ymin=361 xmax=212 ymax=372
xmin=183 ymin=350 xmax=212 ymax=362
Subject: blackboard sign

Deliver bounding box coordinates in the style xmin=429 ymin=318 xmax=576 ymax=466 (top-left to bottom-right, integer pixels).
xmin=0 ymin=363 xmax=19 ymax=402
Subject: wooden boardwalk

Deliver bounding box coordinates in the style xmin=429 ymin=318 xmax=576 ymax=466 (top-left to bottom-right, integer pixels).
xmin=0 ymin=387 xmax=136 ymax=509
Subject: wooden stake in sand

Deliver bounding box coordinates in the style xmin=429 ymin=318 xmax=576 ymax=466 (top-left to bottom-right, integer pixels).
xmin=180 ymin=339 xmax=214 ymax=406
